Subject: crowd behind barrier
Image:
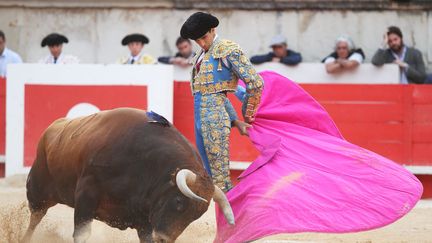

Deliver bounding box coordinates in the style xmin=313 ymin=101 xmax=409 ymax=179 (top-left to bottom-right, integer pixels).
xmin=1 ymin=26 xmax=431 ymax=84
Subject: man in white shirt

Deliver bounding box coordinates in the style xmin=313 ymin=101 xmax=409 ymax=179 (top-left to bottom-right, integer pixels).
xmin=39 ymin=33 xmax=79 ymax=64
xmin=0 ymin=30 xmax=23 ymax=77
xmin=322 ymin=36 xmax=364 ymax=74
xmin=118 ymin=33 xmax=155 ymax=64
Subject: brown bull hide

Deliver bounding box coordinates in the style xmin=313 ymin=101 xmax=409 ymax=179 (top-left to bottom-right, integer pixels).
xmin=21 ymin=108 xmax=223 ymax=243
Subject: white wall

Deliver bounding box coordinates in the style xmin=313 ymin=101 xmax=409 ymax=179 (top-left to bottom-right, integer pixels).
xmin=1 ymin=8 xmax=431 ymax=70
xmin=173 ymin=63 xmax=400 ymax=84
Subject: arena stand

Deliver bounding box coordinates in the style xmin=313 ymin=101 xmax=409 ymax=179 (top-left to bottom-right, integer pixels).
xmin=1 ymin=63 xmax=431 ymax=198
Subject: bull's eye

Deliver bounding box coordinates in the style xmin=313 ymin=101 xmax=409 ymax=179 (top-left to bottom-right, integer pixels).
xmin=175 ymin=196 xmax=185 ymax=212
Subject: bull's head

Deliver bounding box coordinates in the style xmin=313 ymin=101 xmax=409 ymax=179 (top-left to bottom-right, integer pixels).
xmin=149 ymin=169 xmax=234 ymax=243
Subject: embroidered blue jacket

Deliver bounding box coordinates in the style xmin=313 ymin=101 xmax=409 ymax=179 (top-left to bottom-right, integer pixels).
xmin=191 ymin=37 xmax=263 ymax=120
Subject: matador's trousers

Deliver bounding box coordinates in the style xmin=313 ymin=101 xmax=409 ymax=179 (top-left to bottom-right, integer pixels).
xmin=194 ymin=92 xmax=233 ymax=192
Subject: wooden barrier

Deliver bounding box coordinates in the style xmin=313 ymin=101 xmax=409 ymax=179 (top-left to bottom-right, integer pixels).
xmin=303 ymin=84 xmax=432 ymax=169
xmin=4 ymin=64 xmax=173 ymax=176
xmin=173 ymin=63 xmax=400 ymax=84
xmin=173 ymin=82 xmax=432 ymax=167
xmin=0 ymin=77 xmax=4 ymax=177
xmin=253 ymin=63 xmax=400 ymax=84
xmin=0 ymin=77 xmax=4 ymax=161
xmin=172 ymin=81 xmax=432 ymax=198
xmin=1 ymin=64 xmax=431 ymax=197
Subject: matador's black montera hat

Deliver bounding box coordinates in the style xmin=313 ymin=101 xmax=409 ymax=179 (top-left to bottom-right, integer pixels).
xmin=180 ymin=12 xmax=219 ymax=40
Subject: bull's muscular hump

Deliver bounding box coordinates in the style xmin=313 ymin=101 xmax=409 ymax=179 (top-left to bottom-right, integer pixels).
xmin=23 ymin=108 xmax=234 ymax=243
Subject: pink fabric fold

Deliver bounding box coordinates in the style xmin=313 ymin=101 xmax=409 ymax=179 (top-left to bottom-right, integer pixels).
xmin=215 ymin=71 xmax=423 ymax=243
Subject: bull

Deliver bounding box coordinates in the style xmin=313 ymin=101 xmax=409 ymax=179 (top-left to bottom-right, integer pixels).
xmin=21 ymin=108 xmax=234 ymax=243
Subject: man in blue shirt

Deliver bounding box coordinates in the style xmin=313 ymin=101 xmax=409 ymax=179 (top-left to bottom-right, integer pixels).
xmin=250 ymin=34 xmax=302 ymax=66
xmin=158 ymin=37 xmax=194 ymax=67
xmin=0 ymin=30 xmax=22 ymax=77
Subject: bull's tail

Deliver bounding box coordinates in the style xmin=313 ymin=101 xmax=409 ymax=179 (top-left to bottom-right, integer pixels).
xmin=22 ymin=133 xmax=59 ymax=242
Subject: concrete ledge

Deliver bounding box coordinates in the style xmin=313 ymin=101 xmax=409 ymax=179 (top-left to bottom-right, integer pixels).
xmin=173 ymin=63 xmax=400 ymax=84
xmin=405 ymin=165 xmax=432 ymax=175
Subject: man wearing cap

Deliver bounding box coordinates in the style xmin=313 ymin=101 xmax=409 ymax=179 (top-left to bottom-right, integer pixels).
xmin=39 ymin=33 xmax=79 ymax=64
xmin=118 ymin=33 xmax=155 ymax=64
xmin=372 ymin=26 xmax=426 ymax=84
xmin=250 ymin=34 xmax=302 ymax=65
xmin=180 ymin=12 xmax=263 ymax=192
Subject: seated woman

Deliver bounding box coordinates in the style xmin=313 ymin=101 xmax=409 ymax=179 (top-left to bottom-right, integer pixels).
xmin=322 ymin=36 xmax=365 ymax=74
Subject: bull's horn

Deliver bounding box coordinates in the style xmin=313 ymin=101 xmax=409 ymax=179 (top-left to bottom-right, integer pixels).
xmin=213 ymin=186 xmax=235 ymax=225
xmin=176 ymin=169 xmax=208 ymax=203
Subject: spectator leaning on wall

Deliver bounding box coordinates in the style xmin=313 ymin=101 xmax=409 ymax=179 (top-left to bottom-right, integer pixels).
xmin=158 ymin=37 xmax=194 ymax=67
xmin=0 ymin=30 xmax=23 ymax=77
xmin=372 ymin=26 xmax=426 ymax=84
xmin=425 ymin=74 xmax=432 ymax=84
xmin=39 ymin=33 xmax=79 ymax=64
xmin=118 ymin=33 xmax=155 ymax=65
xmin=250 ymin=34 xmax=302 ymax=66
xmin=322 ymin=35 xmax=364 ymax=74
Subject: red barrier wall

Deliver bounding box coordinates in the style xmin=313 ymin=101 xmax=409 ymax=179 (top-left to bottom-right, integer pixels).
xmin=174 ymin=82 xmax=432 ymax=166
xmin=173 ymin=81 xmax=259 ymax=161
xmin=0 ymin=77 xmax=4 ymax=177
xmin=23 ymin=85 xmax=148 ymax=167
xmin=303 ymin=84 xmax=432 ymax=166
xmin=1 ymin=79 xmax=431 ymax=197
xmin=173 ymin=82 xmax=432 ymax=198
xmin=0 ymin=77 xmax=5 ymax=156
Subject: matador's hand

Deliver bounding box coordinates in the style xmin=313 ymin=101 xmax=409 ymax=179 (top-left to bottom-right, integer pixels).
xmin=244 ymin=116 xmax=255 ymax=124
xmin=233 ymin=120 xmax=252 ymax=136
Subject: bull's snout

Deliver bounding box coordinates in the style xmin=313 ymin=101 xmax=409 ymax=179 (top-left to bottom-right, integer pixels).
xmin=152 ymin=231 xmax=173 ymax=243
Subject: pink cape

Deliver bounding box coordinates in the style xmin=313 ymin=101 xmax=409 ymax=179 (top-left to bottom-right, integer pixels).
xmin=215 ymin=71 xmax=423 ymax=243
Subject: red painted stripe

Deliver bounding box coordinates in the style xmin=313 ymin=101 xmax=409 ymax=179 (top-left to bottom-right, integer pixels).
xmin=302 ymin=84 xmax=405 ymax=101
xmin=0 ymin=77 xmax=5 ymax=155
xmin=24 ymin=85 xmax=148 ymax=167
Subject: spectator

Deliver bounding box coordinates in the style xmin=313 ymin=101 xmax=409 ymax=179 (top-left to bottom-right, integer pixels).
xmin=158 ymin=37 xmax=194 ymax=67
xmin=322 ymin=36 xmax=365 ymax=74
xmin=39 ymin=33 xmax=79 ymax=64
xmin=425 ymin=73 xmax=432 ymax=84
xmin=250 ymin=34 xmax=301 ymax=65
xmin=0 ymin=30 xmax=23 ymax=77
xmin=118 ymin=33 xmax=155 ymax=64
xmin=372 ymin=26 xmax=426 ymax=84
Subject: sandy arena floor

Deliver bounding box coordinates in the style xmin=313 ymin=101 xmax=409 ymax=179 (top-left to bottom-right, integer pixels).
xmin=1 ymin=175 xmax=431 ymax=243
